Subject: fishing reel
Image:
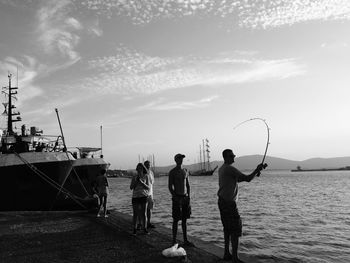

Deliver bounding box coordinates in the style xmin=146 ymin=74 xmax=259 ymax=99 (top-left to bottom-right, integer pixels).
xmin=256 ymin=163 xmax=268 ymax=177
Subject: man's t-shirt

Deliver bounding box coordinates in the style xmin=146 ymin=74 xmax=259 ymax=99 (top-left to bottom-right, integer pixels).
xmin=217 ymin=164 xmax=245 ymax=202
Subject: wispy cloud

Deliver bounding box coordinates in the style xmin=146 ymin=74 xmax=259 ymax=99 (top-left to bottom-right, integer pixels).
xmin=0 ymin=55 xmax=86 ymax=119
xmin=79 ymin=0 xmax=350 ymax=29
xmin=82 ymin=46 xmax=306 ymax=96
xmin=240 ymin=0 xmax=350 ymax=29
xmin=137 ymin=96 xmax=219 ymax=111
xmin=36 ymin=0 xmax=82 ymax=61
xmin=0 ymin=56 xmax=43 ymax=104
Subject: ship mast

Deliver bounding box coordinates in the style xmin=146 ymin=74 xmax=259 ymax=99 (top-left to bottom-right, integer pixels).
xmin=100 ymin=125 xmax=103 ymax=158
xmin=199 ymin=144 xmax=202 ymax=170
xmin=202 ymin=139 xmax=206 ymax=170
xmin=5 ymin=73 xmax=21 ymax=135
xmin=205 ymin=138 xmax=211 ymax=171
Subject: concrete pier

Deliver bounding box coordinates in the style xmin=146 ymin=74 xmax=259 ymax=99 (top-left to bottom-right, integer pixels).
xmin=0 ymin=210 xmax=255 ymax=263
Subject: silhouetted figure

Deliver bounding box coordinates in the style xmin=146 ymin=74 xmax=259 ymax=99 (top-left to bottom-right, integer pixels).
xmin=218 ymin=149 xmax=265 ymax=262
xmin=96 ymin=169 xmax=109 ymax=217
xmin=168 ymin=154 xmax=194 ymax=247
xmin=35 ymin=142 xmax=44 ymax=152
xmin=144 ymin=160 xmax=155 ymax=229
xmin=130 ymin=163 xmax=150 ymax=235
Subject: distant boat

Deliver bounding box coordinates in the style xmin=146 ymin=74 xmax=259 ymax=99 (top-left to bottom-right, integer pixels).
xmin=191 ymin=138 xmax=218 ymax=176
xmin=291 ymin=165 xmax=350 ymax=172
xmin=191 ymin=166 xmax=218 ymax=176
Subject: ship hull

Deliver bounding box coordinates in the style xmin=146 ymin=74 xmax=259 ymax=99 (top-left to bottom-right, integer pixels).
xmin=0 ymin=153 xmax=110 ymax=211
xmin=191 ymin=170 xmax=215 ymax=176
xmin=0 ymin=152 xmax=74 ymax=211
xmin=64 ymin=158 xmax=109 ymax=209
xmin=191 ymin=165 xmax=218 ymax=176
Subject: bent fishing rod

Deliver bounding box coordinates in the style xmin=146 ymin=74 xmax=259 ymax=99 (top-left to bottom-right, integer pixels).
xmin=233 ymin=117 xmax=270 ymax=176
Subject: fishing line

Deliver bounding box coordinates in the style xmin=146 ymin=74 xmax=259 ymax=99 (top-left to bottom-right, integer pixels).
xmin=233 ymin=117 xmax=270 ymax=175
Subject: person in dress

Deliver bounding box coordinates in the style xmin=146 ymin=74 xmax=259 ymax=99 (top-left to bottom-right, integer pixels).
xmin=144 ymin=160 xmax=155 ymax=229
xmin=218 ymin=149 xmax=265 ymax=262
xmin=130 ymin=163 xmax=150 ymax=235
xmin=168 ymin=153 xmax=194 ymax=247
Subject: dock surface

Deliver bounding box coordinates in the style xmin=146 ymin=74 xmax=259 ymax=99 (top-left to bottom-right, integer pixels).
xmin=0 ymin=210 xmax=256 ymax=263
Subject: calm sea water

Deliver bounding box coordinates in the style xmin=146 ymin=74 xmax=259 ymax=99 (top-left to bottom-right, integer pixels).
xmin=107 ymin=170 xmax=350 ymax=263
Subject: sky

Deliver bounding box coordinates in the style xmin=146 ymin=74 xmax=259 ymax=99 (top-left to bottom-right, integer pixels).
xmin=0 ymin=0 xmax=350 ymax=169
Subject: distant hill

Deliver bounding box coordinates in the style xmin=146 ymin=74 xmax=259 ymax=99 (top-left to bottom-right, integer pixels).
xmin=152 ymin=155 xmax=350 ymax=174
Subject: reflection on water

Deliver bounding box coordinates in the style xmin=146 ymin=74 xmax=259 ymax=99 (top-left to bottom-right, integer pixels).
xmin=108 ymin=170 xmax=350 ymax=263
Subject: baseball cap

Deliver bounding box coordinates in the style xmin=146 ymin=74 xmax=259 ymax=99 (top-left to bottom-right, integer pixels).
xmin=174 ymin=153 xmax=186 ymax=160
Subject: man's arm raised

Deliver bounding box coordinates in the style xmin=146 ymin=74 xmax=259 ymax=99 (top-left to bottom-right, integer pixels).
xmin=238 ymin=163 xmax=265 ymax=182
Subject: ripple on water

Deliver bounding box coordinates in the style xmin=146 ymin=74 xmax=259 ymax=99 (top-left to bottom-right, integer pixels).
xmin=108 ymin=172 xmax=350 ymax=263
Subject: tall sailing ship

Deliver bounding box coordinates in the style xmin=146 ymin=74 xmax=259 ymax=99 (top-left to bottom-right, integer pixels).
xmin=191 ymin=138 xmax=218 ymax=176
xmin=0 ymin=73 xmax=108 ymax=211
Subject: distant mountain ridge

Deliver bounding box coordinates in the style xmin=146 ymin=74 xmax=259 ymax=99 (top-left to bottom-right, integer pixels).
xmin=153 ymin=155 xmax=350 ymax=174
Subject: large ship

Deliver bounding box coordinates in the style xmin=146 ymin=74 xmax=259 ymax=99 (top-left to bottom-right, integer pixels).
xmin=0 ymin=73 xmax=108 ymax=211
xmin=191 ymin=138 xmax=218 ymax=176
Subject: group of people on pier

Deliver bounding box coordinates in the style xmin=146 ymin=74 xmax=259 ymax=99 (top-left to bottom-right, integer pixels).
xmin=128 ymin=149 xmax=266 ymax=263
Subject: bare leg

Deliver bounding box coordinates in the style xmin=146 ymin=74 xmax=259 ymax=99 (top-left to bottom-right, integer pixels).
xmin=103 ymin=196 xmax=107 ymax=216
xmin=182 ymin=219 xmax=188 ymax=242
xmin=132 ymin=204 xmax=138 ymax=229
xmin=147 ymin=206 xmax=152 ymax=226
xmin=231 ymin=235 xmax=243 ymax=263
xmin=223 ymin=230 xmax=232 ymax=260
xmin=97 ymin=195 xmax=103 ymax=216
xmin=172 ymin=220 xmax=178 ymax=245
xmin=140 ymin=202 xmax=147 ymax=229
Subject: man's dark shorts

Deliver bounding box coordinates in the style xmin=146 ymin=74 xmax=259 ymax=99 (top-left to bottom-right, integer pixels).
xmin=218 ymin=197 xmax=242 ymax=236
xmin=172 ymin=195 xmax=191 ymax=221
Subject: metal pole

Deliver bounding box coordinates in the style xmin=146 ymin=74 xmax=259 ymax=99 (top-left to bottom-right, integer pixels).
xmin=199 ymin=145 xmax=202 ymax=170
xmin=100 ymin=125 xmax=103 ymax=158
xmin=54 ymin=108 xmax=66 ymax=151
xmin=7 ymin=74 xmax=13 ymax=135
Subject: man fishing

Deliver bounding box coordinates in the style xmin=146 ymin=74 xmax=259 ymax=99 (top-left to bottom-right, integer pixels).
xmin=218 ymin=149 xmax=266 ymax=262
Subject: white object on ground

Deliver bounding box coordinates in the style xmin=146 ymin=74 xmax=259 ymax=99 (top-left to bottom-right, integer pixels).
xmin=162 ymin=244 xmax=187 ymax=257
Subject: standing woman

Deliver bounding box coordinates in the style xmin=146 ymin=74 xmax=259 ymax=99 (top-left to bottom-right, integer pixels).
xmin=130 ymin=163 xmax=150 ymax=235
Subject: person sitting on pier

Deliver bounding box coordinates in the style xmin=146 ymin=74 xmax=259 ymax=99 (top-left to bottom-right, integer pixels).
xmin=130 ymin=163 xmax=151 ymax=235
xmin=168 ymin=153 xmax=194 ymax=247
xmin=218 ymin=149 xmax=265 ymax=262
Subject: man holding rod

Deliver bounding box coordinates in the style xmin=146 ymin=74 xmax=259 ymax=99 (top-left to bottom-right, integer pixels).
xmin=218 ymin=149 xmax=266 ymax=262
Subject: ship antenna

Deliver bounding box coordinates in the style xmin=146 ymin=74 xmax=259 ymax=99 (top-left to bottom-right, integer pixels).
xmin=7 ymin=73 xmax=13 ymax=135
xmin=100 ymin=125 xmax=103 ymax=158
